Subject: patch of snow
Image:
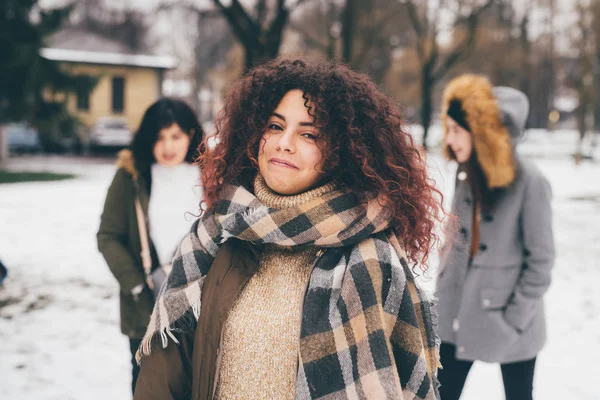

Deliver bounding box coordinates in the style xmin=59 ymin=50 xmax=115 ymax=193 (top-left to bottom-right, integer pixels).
xmin=1 ymin=133 xmax=599 ymax=398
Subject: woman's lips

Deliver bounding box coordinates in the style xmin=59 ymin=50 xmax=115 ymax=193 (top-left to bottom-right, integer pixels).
xmin=270 ymin=158 xmax=298 ymax=169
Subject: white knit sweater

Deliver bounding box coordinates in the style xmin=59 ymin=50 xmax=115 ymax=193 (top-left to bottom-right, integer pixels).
xmin=149 ymin=163 xmax=202 ymax=265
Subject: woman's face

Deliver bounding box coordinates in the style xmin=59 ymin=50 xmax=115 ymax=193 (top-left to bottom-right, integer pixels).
xmin=445 ymin=117 xmax=473 ymax=163
xmin=258 ymin=90 xmax=325 ymax=195
xmin=153 ymin=123 xmax=191 ymax=167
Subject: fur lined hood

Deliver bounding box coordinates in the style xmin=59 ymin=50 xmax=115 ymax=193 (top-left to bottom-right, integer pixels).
xmin=441 ymin=74 xmax=528 ymax=188
xmin=116 ymin=149 xmax=139 ymax=180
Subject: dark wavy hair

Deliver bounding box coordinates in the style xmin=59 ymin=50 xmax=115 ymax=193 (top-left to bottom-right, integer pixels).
xmin=130 ymin=98 xmax=204 ymax=187
xmin=200 ymin=58 xmax=445 ymax=267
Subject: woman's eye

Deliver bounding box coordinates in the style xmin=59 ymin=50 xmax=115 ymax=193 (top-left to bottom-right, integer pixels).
xmin=269 ymin=123 xmax=283 ymax=131
xmin=301 ymin=133 xmax=318 ymax=140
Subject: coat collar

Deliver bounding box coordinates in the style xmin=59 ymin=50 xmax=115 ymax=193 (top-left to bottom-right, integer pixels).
xmin=116 ymin=149 xmax=139 ymax=180
xmin=117 ymin=149 xmax=150 ymax=213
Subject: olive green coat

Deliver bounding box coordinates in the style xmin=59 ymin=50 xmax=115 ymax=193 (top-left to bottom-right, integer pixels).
xmin=97 ymin=150 xmax=159 ymax=339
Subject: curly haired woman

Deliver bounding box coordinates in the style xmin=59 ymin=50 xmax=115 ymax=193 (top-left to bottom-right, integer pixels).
xmin=133 ymin=58 xmax=444 ymax=400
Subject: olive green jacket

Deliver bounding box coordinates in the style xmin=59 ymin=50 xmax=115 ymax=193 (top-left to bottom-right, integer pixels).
xmin=97 ymin=150 xmax=159 ymax=339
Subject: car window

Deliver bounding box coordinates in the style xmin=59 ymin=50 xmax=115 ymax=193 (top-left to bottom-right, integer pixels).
xmin=100 ymin=121 xmax=128 ymax=129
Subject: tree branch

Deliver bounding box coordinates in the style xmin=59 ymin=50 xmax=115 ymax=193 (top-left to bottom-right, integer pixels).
xmin=405 ymin=0 xmax=426 ymax=60
xmin=266 ymin=1 xmax=289 ymax=45
xmin=432 ymin=0 xmax=494 ymax=81
xmin=257 ymin=0 xmax=267 ymax=26
xmin=353 ymin=8 xmax=406 ymax=68
xmin=212 ymin=0 xmax=261 ymax=49
xmin=155 ymin=1 xmax=218 ymax=17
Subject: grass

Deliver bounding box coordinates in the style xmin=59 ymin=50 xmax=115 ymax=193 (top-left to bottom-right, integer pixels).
xmin=0 ymin=170 xmax=75 ymax=184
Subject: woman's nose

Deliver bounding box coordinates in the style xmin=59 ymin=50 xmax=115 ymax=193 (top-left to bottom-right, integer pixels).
xmin=277 ymin=130 xmax=295 ymax=153
xmin=163 ymin=139 xmax=175 ymax=152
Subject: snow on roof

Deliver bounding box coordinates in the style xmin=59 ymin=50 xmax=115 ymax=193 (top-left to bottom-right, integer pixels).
xmin=40 ymin=47 xmax=177 ymax=69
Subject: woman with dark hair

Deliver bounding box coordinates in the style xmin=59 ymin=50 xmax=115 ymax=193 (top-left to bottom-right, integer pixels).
xmin=435 ymin=75 xmax=555 ymax=400
xmin=134 ymin=58 xmax=444 ymax=400
xmin=97 ymin=98 xmax=204 ymax=396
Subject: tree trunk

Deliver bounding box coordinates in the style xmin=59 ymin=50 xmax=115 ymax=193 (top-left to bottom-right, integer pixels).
xmin=242 ymin=12 xmax=288 ymax=71
xmin=341 ymin=0 xmax=356 ymax=63
xmin=244 ymin=47 xmax=260 ymax=71
xmin=420 ymin=65 xmax=434 ymax=150
xmin=575 ymin=100 xmax=588 ymax=165
xmin=519 ymin=14 xmax=532 ymax=127
xmin=243 ymin=41 xmax=282 ymax=71
xmin=594 ymin=52 xmax=600 ymax=131
xmin=327 ymin=1 xmax=336 ymax=59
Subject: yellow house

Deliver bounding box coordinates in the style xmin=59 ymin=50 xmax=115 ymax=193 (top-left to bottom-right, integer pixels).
xmin=41 ymin=28 xmax=177 ymax=138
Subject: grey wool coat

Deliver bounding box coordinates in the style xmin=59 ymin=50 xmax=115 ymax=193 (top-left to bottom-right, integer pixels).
xmin=437 ymin=157 xmax=554 ymax=363
xmin=437 ymin=76 xmax=555 ymax=364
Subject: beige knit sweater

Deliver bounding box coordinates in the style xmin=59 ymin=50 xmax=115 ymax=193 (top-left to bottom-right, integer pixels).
xmin=215 ymin=175 xmax=334 ymax=400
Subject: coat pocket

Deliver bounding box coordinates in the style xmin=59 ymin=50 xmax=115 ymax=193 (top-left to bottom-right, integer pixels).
xmin=480 ymin=287 xmax=511 ymax=311
xmin=480 ymin=288 xmax=520 ymax=338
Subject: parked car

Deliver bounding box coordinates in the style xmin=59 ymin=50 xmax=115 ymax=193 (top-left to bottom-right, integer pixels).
xmin=5 ymin=123 xmax=42 ymax=154
xmin=88 ymin=117 xmax=133 ymax=150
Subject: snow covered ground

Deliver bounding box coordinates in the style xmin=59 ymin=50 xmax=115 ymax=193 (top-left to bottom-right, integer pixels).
xmin=0 ymin=131 xmax=599 ymax=399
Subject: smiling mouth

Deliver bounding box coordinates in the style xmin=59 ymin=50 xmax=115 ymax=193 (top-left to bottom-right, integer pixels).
xmin=270 ymin=158 xmax=298 ymax=169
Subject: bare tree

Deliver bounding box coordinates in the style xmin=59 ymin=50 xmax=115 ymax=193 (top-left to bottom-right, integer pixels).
xmin=290 ymin=0 xmax=411 ymax=84
xmin=341 ymin=0 xmax=357 ymax=63
xmin=212 ymin=0 xmax=312 ymax=70
xmin=402 ymin=0 xmax=494 ymax=149
xmin=288 ymin=0 xmax=339 ymax=58
xmin=76 ymin=0 xmax=149 ymax=51
xmin=568 ymin=0 xmax=595 ymax=162
xmin=591 ymin=0 xmax=600 ymax=134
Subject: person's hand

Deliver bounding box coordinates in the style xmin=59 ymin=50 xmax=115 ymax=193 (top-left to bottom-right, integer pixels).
xmin=131 ymin=283 xmax=145 ymax=301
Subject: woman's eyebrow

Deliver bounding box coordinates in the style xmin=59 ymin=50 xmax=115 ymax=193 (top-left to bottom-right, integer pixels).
xmin=271 ymin=112 xmax=315 ymax=127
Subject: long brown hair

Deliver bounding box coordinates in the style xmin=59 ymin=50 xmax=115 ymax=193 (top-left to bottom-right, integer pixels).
xmin=457 ymin=149 xmax=506 ymax=213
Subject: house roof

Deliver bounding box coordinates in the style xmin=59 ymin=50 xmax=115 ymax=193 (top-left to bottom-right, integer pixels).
xmin=41 ymin=27 xmax=177 ymax=69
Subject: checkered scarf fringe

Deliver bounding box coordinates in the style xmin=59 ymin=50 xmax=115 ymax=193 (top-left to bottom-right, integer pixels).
xmin=138 ymin=182 xmax=440 ymax=399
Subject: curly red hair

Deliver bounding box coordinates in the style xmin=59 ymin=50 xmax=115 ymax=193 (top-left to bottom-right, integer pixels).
xmin=199 ymin=58 xmax=445 ymax=268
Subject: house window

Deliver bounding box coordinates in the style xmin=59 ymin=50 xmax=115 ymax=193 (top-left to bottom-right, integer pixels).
xmin=74 ymin=75 xmax=92 ymax=111
xmin=112 ymin=76 xmax=125 ymax=113
xmin=76 ymin=85 xmax=90 ymax=111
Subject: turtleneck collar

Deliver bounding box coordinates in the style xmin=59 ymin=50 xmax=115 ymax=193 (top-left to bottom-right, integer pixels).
xmin=253 ymin=174 xmax=336 ymax=210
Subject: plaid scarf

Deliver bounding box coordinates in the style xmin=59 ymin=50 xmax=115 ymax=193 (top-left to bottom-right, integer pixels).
xmin=138 ymin=181 xmax=440 ymax=399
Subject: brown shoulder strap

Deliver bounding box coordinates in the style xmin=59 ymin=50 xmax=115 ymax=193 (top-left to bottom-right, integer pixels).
xmin=134 ymin=195 xmax=154 ymax=284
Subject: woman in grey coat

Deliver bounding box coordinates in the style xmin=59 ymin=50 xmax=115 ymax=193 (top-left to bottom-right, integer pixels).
xmin=436 ymin=74 xmax=554 ymax=400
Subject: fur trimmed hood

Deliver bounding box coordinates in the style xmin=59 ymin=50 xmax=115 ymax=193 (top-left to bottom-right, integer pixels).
xmin=441 ymin=74 xmax=529 ymax=188
xmin=116 ymin=149 xmax=139 ymax=180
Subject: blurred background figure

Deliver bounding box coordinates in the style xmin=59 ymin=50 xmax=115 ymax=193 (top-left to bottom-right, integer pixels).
xmin=436 ymin=75 xmax=555 ymax=400
xmin=0 ymin=258 xmax=7 ymax=285
xmin=97 ymin=98 xmax=204 ymax=396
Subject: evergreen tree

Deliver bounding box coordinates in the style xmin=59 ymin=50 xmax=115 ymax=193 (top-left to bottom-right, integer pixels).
xmin=0 ymin=0 xmax=94 ymax=135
